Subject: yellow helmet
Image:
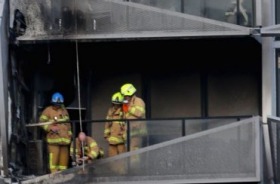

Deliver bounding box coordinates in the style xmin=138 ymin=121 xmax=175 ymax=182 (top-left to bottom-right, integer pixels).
xmin=111 ymin=92 xmax=123 ymax=104
xmin=120 ymin=83 xmax=136 ymax=96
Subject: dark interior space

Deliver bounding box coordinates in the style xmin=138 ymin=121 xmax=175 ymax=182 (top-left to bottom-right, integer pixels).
xmin=78 ymin=36 xmax=262 ymax=73
xmin=15 ymin=36 xmax=262 ymax=119
xmin=13 ymin=36 xmax=261 ymax=113
xmin=17 ymin=36 xmax=261 ymax=76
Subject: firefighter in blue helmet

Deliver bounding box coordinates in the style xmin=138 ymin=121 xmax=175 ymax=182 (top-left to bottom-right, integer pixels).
xmin=39 ymin=92 xmax=72 ymax=173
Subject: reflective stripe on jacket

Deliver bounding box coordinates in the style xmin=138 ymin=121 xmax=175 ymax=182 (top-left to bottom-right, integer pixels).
xmin=70 ymin=136 xmax=101 ymax=159
xmin=39 ymin=105 xmax=72 ymax=145
xmin=124 ymin=95 xmax=147 ymax=136
xmin=105 ymin=106 xmax=126 ymax=145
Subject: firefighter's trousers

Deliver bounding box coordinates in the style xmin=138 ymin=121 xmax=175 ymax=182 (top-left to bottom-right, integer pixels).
xmin=108 ymin=143 xmax=126 ymax=157
xmin=130 ymin=136 xmax=142 ymax=168
xmin=130 ymin=136 xmax=142 ymax=151
xmin=108 ymin=143 xmax=126 ymax=174
xmin=48 ymin=144 xmax=69 ymax=173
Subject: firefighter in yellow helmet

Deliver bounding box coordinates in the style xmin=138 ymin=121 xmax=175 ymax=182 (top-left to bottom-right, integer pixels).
xmin=39 ymin=92 xmax=72 ymax=173
xmin=70 ymin=132 xmax=104 ymax=166
xmin=120 ymin=83 xmax=147 ymax=152
xmin=104 ymin=92 xmax=126 ymax=157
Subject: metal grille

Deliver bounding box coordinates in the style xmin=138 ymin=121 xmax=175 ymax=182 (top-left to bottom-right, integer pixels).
xmin=22 ymin=117 xmax=261 ymax=184
xmin=10 ymin=0 xmax=251 ymax=41
xmin=268 ymin=117 xmax=280 ymax=184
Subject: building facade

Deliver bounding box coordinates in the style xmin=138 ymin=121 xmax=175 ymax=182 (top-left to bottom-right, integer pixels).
xmin=0 ymin=0 xmax=279 ymax=183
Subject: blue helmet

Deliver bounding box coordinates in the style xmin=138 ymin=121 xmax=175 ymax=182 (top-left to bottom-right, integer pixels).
xmin=51 ymin=92 xmax=64 ymax=104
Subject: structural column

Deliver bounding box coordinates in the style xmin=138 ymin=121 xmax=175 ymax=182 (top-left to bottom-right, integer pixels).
xmin=262 ymin=0 xmax=276 ymax=123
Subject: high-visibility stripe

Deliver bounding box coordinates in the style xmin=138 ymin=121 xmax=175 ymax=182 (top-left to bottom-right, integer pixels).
xmin=43 ymin=125 xmax=49 ymax=131
xmin=108 ymin=136 xmax=124 ymax=144
xmin=130 ymin=106 xmax=144 ymax=114
xmin=104 ymin=129 xmax=110 ymax=134
xmin=136 ymin=106 xmax=144 ymax=112
xmin=100 ymin=150 xmax=104 ymax=156
xmin=70 ymin=147 xmax=79 ymax=153
xmin=130 ymin=107 xmax=136 ymax=114
xmin=49 ymin=153 xmax=57 ymax=170
xmin=58 ymin=165 xmax=67 ymax=170
xmin=123 ymin=134 xmax=127 ymax=140
xmin=40 ymin=115 xmax=50 ymax=131
xmin=131 ymin=128 xmax=147 ymax=136
xmin=90 ymin=151 xmax=98 ymax=158
xmin=40 ymin=115 xmax=49 ymax=121
xmin=50 ymin=165 xmax=56 ymax=169
xmin=109 ymin=137 xmax=118 ymax=142
xmin=56 ymin=116 xmax=70 ymax=123
xmin=116 ymin=121 xmax=124 ymax=124
xmin=47 ymin=138 xmax=71 ymax=144
xmin=89 ymin=142 xmax=97 ymax=147
xmin=119 ymin=122 xmax=126 ymax=126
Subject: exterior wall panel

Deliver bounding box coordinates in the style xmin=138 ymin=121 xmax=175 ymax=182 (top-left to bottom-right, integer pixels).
xmin=208 ymin=72 xmax=260 ymax=116
xmin=151 ymin=73 xmax=201 ymax=118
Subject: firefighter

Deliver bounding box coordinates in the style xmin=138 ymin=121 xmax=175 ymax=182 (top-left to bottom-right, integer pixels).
xmin=104 ymin=92 xmax=126 ymax=157
xmin=70 ymin=131 xmax=104 ymax=166
xmin=120 ymin=83 xmax=147 ymax=152
xmin=39 ymin=92 xmax=72 ymax=173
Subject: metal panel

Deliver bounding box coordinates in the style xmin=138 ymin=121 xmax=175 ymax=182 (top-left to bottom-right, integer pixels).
xmin=10 ymin=0 xmax=251 ymax=41
xmin=267 ymin=116 xmax=280 ymax=183
xmin=26 ymin=140 xmax=47 ymax=175
xmin=22 ymin=116 xmax=261 ymax=184
xmin=0 ymin=0 xmax=10 ymax=177
xmin=261 ymin=24 xmax=280 ymax=36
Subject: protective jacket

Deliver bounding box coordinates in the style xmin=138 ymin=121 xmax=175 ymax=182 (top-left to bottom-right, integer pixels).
xmin=39 ymin=105 xmax=72 ymax=145
xmin=104 ymin=106 xmax=126 ymax=145
xmin=123 ymin=95 xmax=146 ymax=137
xmin=70 ymin=136 xmax=103 ymax=160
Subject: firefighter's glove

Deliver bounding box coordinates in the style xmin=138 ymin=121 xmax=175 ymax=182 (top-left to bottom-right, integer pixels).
xmin=75 ymin=156 xmax=82 ymax=165
xmin=72 ymin=161 xmax=77 ymax=167
xmin=50 ymin=125 xmax=59 ymax=133
xmin=98 ymin=148 xmax=105 ymax=158
xmin=76 ymin=156 xmax=89 ymax=165
xmin=76 ymin=159 xmax=82 ymax=165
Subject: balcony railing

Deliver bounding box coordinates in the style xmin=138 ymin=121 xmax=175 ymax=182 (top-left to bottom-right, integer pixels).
xmin=71 ymin=115 xmax=252 ymax=153
xmin=10 ymin=0 xmax=252 ymax=41
xmin=25 ymin=116 xmax=261 ymax=184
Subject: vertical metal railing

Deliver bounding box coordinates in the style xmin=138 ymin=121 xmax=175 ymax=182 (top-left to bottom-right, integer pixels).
xmin=268 ymin=116 xmax=280 ymax=184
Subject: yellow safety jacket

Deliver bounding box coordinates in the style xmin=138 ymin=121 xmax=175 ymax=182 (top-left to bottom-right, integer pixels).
xmin=123 ymin=95 xmax=147 ymax=137
xmin=70 ymin=136 xmax=102 ymax=159
xmin=39 ymin=105 xmax=72 ymax=145
xmin=104 ymin=106 xmax=126 ymax=145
